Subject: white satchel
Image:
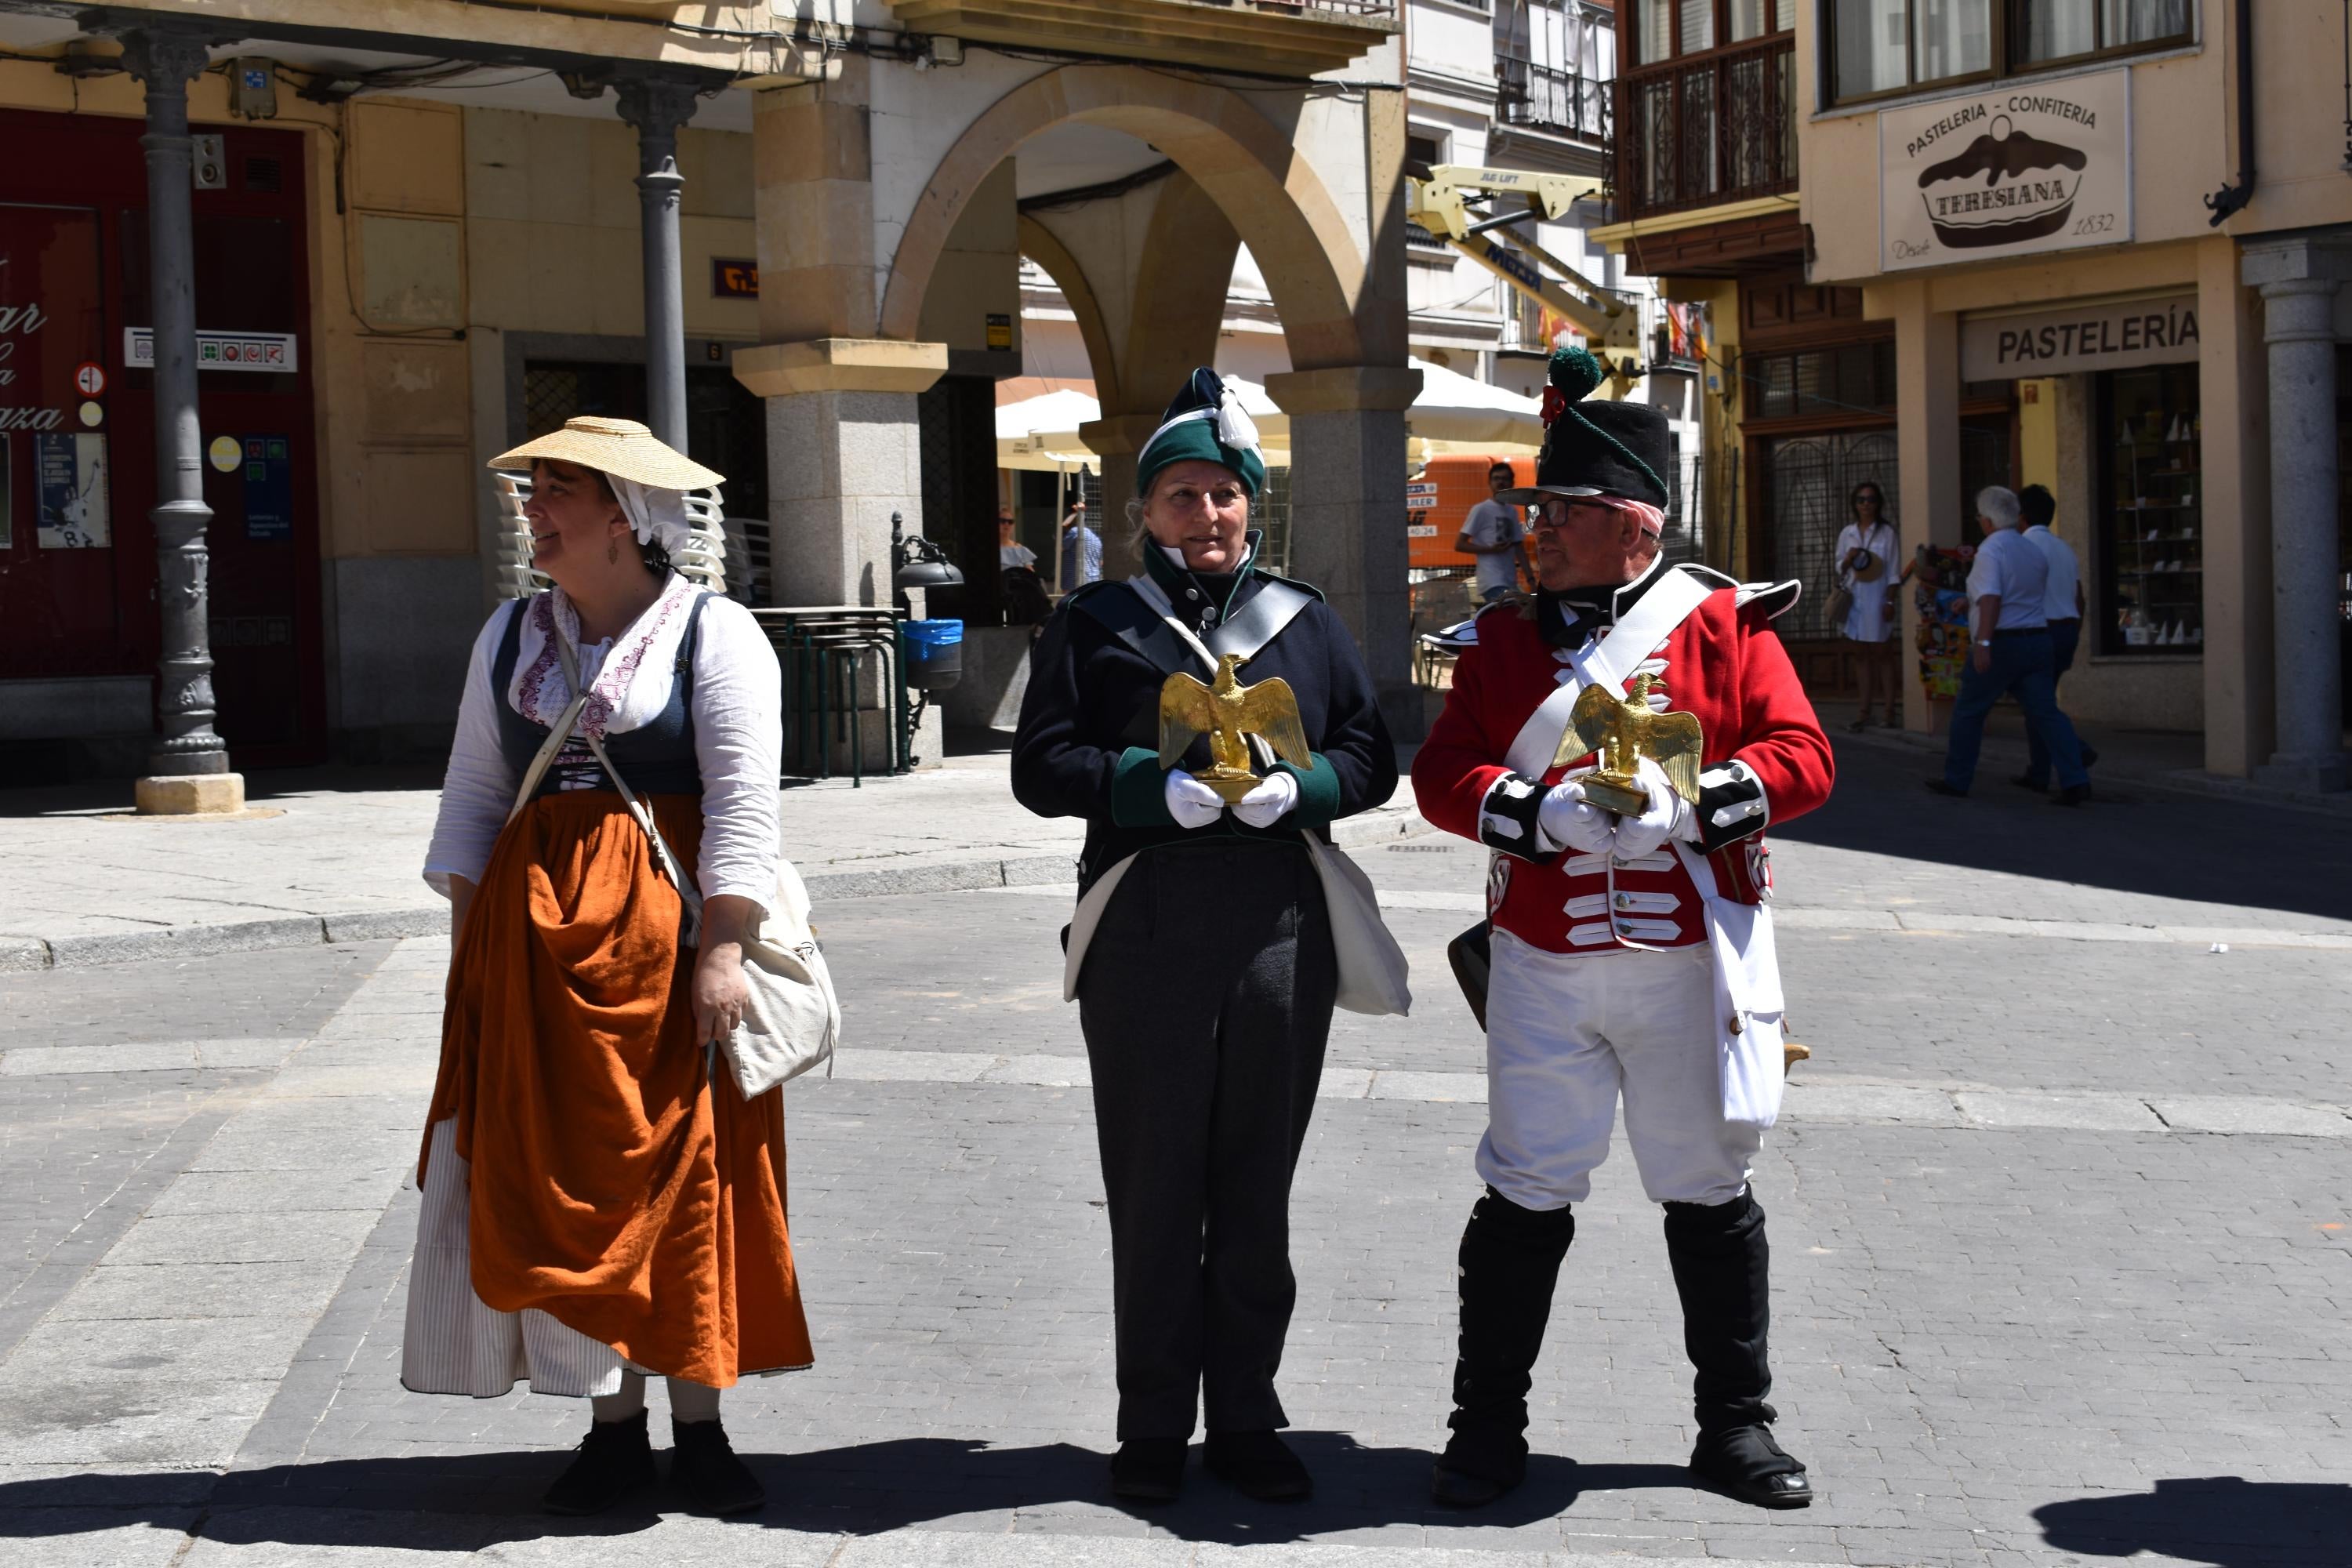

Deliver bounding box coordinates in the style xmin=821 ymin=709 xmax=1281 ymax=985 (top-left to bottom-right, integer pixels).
xmin=532 ymin=621 xmax=840 ymax=1099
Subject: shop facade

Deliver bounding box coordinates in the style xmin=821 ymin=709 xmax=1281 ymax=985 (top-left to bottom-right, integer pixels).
xmin=1797 ymin=1 xmax=2352 ymax=789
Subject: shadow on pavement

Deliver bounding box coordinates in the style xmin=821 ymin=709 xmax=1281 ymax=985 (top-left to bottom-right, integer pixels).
xmin=2033 ymin=1476 xmax=2351 ymax=1567
xmin=0 ymin=762 xmax=447 ymax=818
xmin=1781 ymin=737 xmax=2352 ymax=927
xmin=0 ymin=1438 xmax=1695 ymax=1549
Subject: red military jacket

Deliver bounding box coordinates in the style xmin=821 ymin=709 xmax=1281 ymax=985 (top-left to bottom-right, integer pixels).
xmin=1413 ymin=567 xmax=1833 ymax=956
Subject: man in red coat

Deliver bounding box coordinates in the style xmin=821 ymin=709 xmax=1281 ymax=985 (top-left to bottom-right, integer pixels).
xmin=1414 ymin=350 xmax=1833 ymax=1512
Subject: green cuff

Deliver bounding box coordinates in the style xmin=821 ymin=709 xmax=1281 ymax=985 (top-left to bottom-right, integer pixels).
xmin=1111 ymin=746 xmax=1175 ymax=827
xmin=1274 ymin=753 xmax=1341 ymax=829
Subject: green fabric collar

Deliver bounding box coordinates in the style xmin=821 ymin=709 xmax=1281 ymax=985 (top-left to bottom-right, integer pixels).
xmin=1142 ymin=531 xmax=1261 ymax=619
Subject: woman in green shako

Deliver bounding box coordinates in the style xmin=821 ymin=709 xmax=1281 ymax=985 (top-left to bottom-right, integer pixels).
xmin=1012 ymin=367 xmax=1405 ymax=1505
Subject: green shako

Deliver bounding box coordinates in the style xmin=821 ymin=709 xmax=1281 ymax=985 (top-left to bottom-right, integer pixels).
xmin=1134 ymin=367 xmax=1267 ymax=500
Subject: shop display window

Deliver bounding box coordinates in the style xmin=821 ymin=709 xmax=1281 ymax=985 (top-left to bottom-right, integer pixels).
xmin=2096 ymin=365 xmax=2201 ymax=655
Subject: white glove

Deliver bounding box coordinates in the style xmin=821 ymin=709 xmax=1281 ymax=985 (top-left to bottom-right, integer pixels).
xmin=1537 ymin=779 xmax=1616 ymax=854
xmin=1231 ymin=770 xmax=1301 ymax=829
xmin=1607 ymin=757 xmax=1698 ymax=858
xmin=1164 ymin=770 xmax=1227 ymax=829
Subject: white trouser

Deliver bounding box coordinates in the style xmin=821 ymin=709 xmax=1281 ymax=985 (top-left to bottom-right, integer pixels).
xmin=1477 ymin=931 xmax=1759 ymax=1209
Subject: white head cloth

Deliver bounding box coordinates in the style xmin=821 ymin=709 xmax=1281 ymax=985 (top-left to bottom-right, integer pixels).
xmin=611 ymin=476 xmax=693 ymax=556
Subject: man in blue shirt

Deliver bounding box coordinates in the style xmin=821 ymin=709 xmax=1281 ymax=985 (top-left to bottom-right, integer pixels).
xmin=1058 ymin=497 xmax=1103 ymax=592
xmin=1927 ymin=486 xmax=2091 ymax=804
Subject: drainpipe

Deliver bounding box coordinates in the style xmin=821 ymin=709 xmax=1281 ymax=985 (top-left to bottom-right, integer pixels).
xmin=122 ymin=28 xmax=241 ymax=812
xmin=615 ymin=79 xmax=701 ymax=449
xmin=2205 ymin=0 xmax=2256 ymax=225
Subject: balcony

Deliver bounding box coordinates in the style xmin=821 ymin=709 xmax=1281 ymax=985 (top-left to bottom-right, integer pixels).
xmin=884 ymin=0 xmax=1397 ymax=78
xmin=1614 ymin=33 xmax=1795 ymax=221
xmin=1497 ymin=58 xmax=1610 ymax=143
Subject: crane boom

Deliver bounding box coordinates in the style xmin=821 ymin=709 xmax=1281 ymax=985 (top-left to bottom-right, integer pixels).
xmin=1406 ymin=163 xmax=1643 ymax=388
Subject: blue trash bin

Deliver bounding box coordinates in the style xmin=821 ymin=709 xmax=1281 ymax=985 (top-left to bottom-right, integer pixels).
xmin=900 ymin=617 xmax=964 ymax=692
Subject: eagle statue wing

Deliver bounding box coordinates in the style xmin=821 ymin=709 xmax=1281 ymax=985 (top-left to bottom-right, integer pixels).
xmin=1158 ymin=673 xmax=1216 ymax=769
xmin=1231 ymin=677 xmax=1315 ymax=771
xmin=1558 ymin=682 xmax=1625 ymax=771
xmin=1643 ymin=710 xmax=1705 ymax=805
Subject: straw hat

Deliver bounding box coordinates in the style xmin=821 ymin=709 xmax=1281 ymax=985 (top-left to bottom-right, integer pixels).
xmin=488 ymin=416 xmax=723 ymax=490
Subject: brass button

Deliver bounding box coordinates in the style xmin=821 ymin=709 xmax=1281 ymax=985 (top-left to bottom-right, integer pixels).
xmin=1729 ymin=1014 xmax=1744 ymax=1035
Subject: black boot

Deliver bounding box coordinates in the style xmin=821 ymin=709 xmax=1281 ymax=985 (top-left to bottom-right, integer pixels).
xmin=1109 ymin=1437 xmax=1187 ymax=1504
xmin=1205 ymin=1429 xmax=1312 ymax=1501
xmin=543 ymin=1409 xmax=656 ymax=1515
xmin=1663 ymin=1192 xmax=1811 ymax=1509
xmin=670 ymin=1417 xmax=767 ymax=1515
xmin=1431 ymin=1186 xmax=1576 ymax=1508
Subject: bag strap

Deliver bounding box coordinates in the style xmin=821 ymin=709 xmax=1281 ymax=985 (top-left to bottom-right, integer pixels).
xmin=508 ymin=685 xmax=593 ymax=821
xmin=553 ymin=611 xmax=710 ymax=946
xmin=1502 ymin=565 xmax=1715 ymax=778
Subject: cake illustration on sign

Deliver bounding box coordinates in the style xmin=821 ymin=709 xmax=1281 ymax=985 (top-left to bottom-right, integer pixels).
xmin=1915 ymin=115 xmax=2088 ymax=249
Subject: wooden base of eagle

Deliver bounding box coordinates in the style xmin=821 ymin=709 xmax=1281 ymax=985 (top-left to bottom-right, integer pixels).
xmin=1159 ymin=655 xmax=1315 ymax=804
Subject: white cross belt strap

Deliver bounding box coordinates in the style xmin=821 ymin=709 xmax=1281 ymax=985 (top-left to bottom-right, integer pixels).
xmin=1503 ymin=565 xmax=1716 ymax=779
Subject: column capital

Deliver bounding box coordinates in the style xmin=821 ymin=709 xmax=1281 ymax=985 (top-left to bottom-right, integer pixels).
xmin=734 ymin=338 xmax=946 ymax=397
xmin=2239 ymin=232 xmax=2352 ymax=290
xmin=1076 ymin=413 xmax=1164 ymax=456
xmin=1264 ymin=365 xmax=1422 ymax=416
xmin=118 ymin=27 xmax=221 ymax=93
xmin=615 ymin=78 xmax=702 ymax=143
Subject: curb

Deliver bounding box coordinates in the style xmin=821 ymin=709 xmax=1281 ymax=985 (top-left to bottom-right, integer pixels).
xmin=3 ymin=805 xmax=1441 ymax=972
xmin=1838 ymin=725 xmax=2352 ymax=819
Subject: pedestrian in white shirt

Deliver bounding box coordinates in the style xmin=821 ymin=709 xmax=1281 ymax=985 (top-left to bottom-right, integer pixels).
xmin=1926 ymin=486 xmax=2090 ymax=804
xmin=1833 ymin=482 xmax=1901 ymax=731
xmin=2013 ymin=484 xmax=2097 ymax=793
xmin=1454 ymin=462 xmax=1529 ymax=604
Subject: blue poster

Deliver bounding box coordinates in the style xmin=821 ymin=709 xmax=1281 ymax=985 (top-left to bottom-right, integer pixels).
xmin=243 ymin=435 xmax=291 ymax=541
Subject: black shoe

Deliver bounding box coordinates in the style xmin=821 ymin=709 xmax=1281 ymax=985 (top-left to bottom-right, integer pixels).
xmin=670 ymin=1417 xmax=766 ymax=1515
xmin=1431 ymin=1425 xmax=1527 ymax=1508
xmin=2082 ymin=744 xmax=2100 ymax=769
xmin=1204 ymin=1429 xmax=1312 ymax=1501
xmin=2052 ymin=784 xmax=2093 ymax=808
xmin=1691 ymin=1424 xmax=1813 ymax=1509
xmin=543 ymin=1410 xmax=655 ymax=1515
xmin=1109 ymin=1437 xmax=1187 ymax=1504
xmin=2009 ymin=774 xmax=2049 ymax=793
xmin=1923 ymin=779 xmax=1968 ymax=798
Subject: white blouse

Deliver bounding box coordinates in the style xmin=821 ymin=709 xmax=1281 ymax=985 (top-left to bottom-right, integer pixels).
xmin=423 ymin=583 xmax=783 ymax=914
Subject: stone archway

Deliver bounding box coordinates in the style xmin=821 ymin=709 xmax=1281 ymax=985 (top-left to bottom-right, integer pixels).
xmin=878 ymin=64 xmax=1367 ymax=374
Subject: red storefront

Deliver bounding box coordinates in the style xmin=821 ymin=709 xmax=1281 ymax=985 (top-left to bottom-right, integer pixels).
xmin=0 ymin=108 xmax=322 ymax=773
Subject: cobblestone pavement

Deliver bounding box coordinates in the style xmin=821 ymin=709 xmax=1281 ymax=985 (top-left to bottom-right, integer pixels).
xmin=0 ymin=739 xmax=2346 ymax=1566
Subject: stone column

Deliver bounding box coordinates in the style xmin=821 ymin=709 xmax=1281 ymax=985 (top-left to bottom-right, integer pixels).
xmin=1076 ymin=412 xmax=1161 ymax=583
xmin=736 ymin=339 xmax=946 ymax=767
xmin=1880 ymin=279 xmax=1961 ymax=735
xmin=615 ymin=79 xmax=700 ymax=450
xmin=1265 ymin=365 xmax=1424 ymax=741
xmin=2243 ymin=237 xmax=2352 ymax=793
xmin=124 ymin=30 xmax=241 ymax=815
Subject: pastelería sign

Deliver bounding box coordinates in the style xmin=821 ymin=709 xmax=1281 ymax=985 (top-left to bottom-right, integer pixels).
xmin=1880 ymin=70 xmax=2130 ymax=274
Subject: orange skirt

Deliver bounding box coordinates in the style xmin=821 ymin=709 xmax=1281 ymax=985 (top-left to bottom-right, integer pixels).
xmin=418 ymin=789 xmax=812 ymax=1387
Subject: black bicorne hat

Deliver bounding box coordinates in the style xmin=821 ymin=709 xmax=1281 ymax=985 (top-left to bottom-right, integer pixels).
xmin=1503 ymin=347 xmax=1671 ymax=509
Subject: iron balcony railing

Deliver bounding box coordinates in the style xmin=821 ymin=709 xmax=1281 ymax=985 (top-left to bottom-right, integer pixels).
xmin=1497 ymin=58 xmax=1611 ymax=142
xmin=1614 ymin=33 xmax=1795 ymax=220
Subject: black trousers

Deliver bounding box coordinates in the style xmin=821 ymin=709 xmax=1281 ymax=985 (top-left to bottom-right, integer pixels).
xmin=1076 ymin=840 xmax=1337 ymax=1440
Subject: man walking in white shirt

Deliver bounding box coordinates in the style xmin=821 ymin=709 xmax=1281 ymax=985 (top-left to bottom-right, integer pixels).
xmin=1926 ymin=486 xmax=2091 ymax=805
xmin=2013 ymin=484 xmax=2096 ymax=793
xmin=1455 ymin=463 xmax=1530 ymax=604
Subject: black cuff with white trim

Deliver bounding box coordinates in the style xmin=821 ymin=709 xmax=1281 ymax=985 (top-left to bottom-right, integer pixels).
xmin=1697 ymin=759 xmax=1769 ymax=852
xmin=1476 ymin=773 xmax=1560 ymax=865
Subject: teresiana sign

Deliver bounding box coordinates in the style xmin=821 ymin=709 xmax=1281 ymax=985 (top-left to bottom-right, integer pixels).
xmin=1960 ymin=293 xmax=2200 ymax=381
xmin=1880 ymin=69 xmax=2130 ymax=273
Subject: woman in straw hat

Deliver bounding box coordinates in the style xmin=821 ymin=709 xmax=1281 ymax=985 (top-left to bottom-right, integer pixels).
xmin=408 ymin=417 xmax=809 ymax=1516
